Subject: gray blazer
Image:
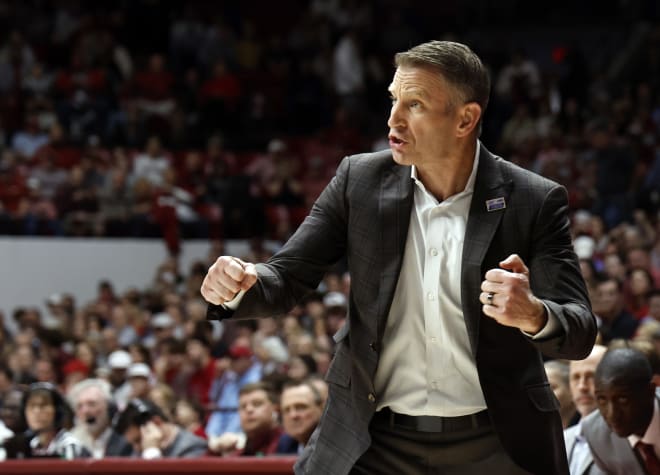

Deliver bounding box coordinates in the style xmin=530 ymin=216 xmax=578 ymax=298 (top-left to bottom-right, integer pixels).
xmin=581 ymin=394 xmax=660 ymax=475
xmin=564 ymin=423 xmax=605 ymax=475
xmin=208 ymin=146 xmax=597 ymax=475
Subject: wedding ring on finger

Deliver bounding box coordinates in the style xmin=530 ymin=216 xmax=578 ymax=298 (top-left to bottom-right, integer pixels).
xmin=486 ymin=292 xmax=495 ymax=305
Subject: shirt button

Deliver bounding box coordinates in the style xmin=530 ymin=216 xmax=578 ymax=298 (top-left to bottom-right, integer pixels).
xmin=429 ymin=248 xmax=438 ymax=256
xmin=430 ymin=337 xmax=437 ymax=343
xmin=427 ymin=292 xmax=434 ymax=301
xmin=368 ymin=393 xmax=376 ymax=403
xmin=431 ymin=381 xmax=438 ymax=388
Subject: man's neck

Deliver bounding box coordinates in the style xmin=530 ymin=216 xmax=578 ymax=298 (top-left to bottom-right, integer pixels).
xmin=415 ymin=141 xmax=477 ymax=202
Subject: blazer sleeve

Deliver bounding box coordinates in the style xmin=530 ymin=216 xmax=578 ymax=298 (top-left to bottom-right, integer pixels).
xmin=207 ymin=157 xmax=351 ymax=321
xmin=526 ymin=184 xmax=597 ymax=360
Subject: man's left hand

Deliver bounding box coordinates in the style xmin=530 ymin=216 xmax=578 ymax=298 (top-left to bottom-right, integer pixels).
xmin=480 ymin=254 xmax=547 ymax=335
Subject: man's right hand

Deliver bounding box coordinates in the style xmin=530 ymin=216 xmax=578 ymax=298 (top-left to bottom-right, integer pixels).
xmin=201 ymin=256 xmax=258 ymax=305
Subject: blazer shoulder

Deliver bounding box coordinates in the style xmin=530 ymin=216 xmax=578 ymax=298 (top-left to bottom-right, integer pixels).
xmin=497 ymin=156 xmax=563 ymax=193
xmin=343 ymin=149 xmax=399 ymax=175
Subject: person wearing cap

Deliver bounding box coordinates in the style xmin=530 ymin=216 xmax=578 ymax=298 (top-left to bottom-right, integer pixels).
xmin=205 ymin=343 xmax=262 ymax=438
xmin=323 ymin=291 xmax=348 ymax=338
xmin=127 ymin=363 xmax=153 ymax=399
xmin=107 ymin=350 xmax=133 ymax=408
xmin=145 ymin=312 xmax=176 ymax=348
xmin=201 ymin=41 xmax=596 ymax=475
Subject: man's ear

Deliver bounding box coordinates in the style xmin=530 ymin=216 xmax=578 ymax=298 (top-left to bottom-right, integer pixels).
xmin=456 ymin=103 xmax=482 ymax=138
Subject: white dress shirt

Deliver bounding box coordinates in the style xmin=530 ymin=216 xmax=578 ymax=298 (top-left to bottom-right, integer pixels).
xmin=373 ymin=143 xmax=558 ymax=417
xmin=373 ymin=146 xmax=486 ymax=417
xmin=567 ymin=421 xmax=592 ymax=475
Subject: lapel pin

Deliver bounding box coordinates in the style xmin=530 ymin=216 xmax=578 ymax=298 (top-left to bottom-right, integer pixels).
xmin=486 ymin=197 xmax=506 ymax=212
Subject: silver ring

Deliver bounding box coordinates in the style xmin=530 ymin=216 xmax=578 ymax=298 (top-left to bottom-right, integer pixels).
xmin=486 ymin=292 xmax=494 ymax=305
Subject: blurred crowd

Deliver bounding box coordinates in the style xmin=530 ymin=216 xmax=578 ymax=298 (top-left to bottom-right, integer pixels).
xmin=0 ymin=0 xmax=659 ymax=469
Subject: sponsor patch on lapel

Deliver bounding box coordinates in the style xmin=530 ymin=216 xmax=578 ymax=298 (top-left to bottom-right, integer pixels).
xmin=485 ymin=197 xmax=506 ymax=212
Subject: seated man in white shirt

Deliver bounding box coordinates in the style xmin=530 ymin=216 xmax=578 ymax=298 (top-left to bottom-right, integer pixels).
xmin=564 ymin=344 xmax=607 ymax=475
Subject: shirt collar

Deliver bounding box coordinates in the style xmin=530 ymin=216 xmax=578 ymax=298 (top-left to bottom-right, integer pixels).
xmin=410 ymin=140 xmax=480 ymax=196
xmin=628 ymin=397 xmax=660 ymax=448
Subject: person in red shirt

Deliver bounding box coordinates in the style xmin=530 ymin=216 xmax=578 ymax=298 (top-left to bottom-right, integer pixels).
xmin=185 ymin=335 xmax=216 ymax=407
xmin=208 ymin=382 xmax=283 ymax=457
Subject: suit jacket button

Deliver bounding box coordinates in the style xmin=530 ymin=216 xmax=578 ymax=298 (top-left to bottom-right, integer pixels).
xmin=368 ymin=393 xmax=376 ymax=403
xmin=369 ymin=342 xmax=377 ymax=352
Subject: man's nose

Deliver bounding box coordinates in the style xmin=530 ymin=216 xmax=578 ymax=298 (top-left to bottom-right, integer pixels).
xmin=387 ymin=103 xmax=404 ymax=129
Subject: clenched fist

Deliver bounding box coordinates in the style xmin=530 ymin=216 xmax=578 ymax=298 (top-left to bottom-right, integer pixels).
xmin=479 ymin=254 xmax=547 ymax=335
xmin=201 ymin=256 xmax=258 ymax=305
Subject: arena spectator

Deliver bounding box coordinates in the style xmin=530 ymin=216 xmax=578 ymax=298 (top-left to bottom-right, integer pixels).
xmin=582 ymin=348 xmax=659 ymax=474
xmin=2 ymin=382 xmax=90 ymax=459
xmin=68 ymin=378 xmax=133 ymax=458
xmin=208 ymin=382 xmax=282 ymax=456
xmin=544 ymin=360 xmax=576 ymax=429
xmin=595 ymin=278 xmax=640 ymax=342
xmin=564 ymin=345 xmax=607 ymax=474
xmin=126 ymin=363 xmax=154 ymax=399
xmin=114 ymin=398 xmax=207 ymax=458
xmin=277 ymin=380 xmax=326 ymax=454
xmin=174 ymin=398 xmax=206 ymax=439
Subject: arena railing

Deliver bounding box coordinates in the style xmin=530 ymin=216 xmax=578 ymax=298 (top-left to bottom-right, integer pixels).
xmin=0 ymin=456 xmax=298 ymax=474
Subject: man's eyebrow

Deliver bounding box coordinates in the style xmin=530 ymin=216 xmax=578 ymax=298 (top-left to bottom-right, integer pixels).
xmin=387 ymin=86 xmax=428 ymax=99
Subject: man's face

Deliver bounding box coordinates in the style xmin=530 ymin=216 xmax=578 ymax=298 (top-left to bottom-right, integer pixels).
xmin=75 ymin=386 xmax=109 ymax=435
xmin=123 ymin=424 xmax=141 ymax=453
xmin=231 ymin=356 xmax=253 ymax=376
xmin=129 ymin=377 xmax=150 ymax=399
xmin=35 ymin=361 xmax=55 ymax=382
xmin=545 ymin=368 xmax=573 ymax=416
xmin=648 ymin=295 xmax=660 ymax=321
xmin=238 ymin=389 xmax=275 ymax=437
xmin=387 ymin=66 xmax=466 ymax=170
xmin=281 ymin=386 xmax=322 ymax=445
xmin=569 ymin=348 xmax=606 ymax=417
xmin=1 ymin=390 xmax=24 ymax=431
xmin=596 ymin=280 xmax=621 ymax=319
xmin=595 ymin=378 xmax=655 ymax=437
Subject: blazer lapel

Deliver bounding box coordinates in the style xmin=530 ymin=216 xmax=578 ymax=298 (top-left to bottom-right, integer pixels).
xmin=461 ymin=144 xmax=513 ymax=357
xmin=377 ymin=164 xmax=413 ymax=341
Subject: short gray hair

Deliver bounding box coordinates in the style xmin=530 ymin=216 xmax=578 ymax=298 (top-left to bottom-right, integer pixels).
xmin=395 ymin=40 xmax=490 ymax=114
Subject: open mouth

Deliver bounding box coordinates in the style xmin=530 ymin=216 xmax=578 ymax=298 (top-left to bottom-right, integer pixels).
xmin=389 ymin=135 xmax=407 ymax=149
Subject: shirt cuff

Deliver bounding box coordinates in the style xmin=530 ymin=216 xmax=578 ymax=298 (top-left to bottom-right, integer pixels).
xmin=141 ymin=447 xmax=163 ymax=459
xmin=522 ymin=302 xmax=560 ymax=340
xmin=223 ymin=289 xmax=246 ymax=310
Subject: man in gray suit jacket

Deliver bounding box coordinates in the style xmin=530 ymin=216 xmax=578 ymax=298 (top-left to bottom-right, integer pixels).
xmin=582 ymin=348 xmax=660 ymax=475
xmin=202 ymin=40 xmax=596 ymax=474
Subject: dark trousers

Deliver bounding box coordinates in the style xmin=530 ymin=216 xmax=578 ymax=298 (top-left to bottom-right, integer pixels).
xmin=350 ymin=411 xmax=531 ymax=475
